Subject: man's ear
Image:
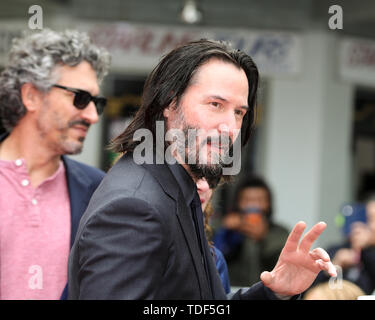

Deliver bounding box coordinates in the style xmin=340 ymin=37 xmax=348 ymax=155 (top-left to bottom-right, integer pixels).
xmin=20 ymin=83 xmax=44 ymax=112
xmin=163 ymin=97 xmax=177 ymax=119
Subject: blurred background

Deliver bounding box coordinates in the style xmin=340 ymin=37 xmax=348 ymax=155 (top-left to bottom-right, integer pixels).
xmin=1 ymin=0 xmax=375 ymax=250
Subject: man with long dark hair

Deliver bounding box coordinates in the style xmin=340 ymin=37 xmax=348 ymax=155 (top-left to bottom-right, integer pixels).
xmin=68 ymin=39 xmax=336 ymax=299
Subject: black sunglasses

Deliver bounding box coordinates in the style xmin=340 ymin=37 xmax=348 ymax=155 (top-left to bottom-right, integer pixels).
xmin=52 ymin=84 xmax=107 ymax=115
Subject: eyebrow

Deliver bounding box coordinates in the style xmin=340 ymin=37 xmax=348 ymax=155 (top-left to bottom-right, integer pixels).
xmin=208 ymin=95 xmax=249 ymax=110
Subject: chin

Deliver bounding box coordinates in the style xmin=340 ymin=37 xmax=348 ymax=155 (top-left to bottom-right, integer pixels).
xmin=61 ymin=141 xmax=84 ymax=155
xmin=188 ymin=163 xmax=223 ymax=183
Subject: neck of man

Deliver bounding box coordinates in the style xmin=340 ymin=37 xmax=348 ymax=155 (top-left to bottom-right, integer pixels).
xmin=0 ymin=125 xmax=62 ymax=187
xmin=173 ymin=151 xmax=197 ymax=183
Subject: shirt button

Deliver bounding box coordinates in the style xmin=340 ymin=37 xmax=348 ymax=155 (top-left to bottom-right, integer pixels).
xmin=31 ymin=199 xmax=38 ymax=205
xmin=15 ymin=159 xmax=22 ymax=166
xmin=21 ymin=179 xmax=29 ymax=187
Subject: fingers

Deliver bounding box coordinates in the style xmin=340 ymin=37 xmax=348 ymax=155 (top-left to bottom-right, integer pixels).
xmin=260 ymin=271 xmax=274 ymax=287
xmin=315 ymin=259 xmax=337 ymax=277
xmin=298 ymin=222 xmax=327 ymax=253
xmin=310 ymin=248 xmax=337 ymax=277
xmin=310 ymin=247 xmax=337 ymax=277
xmin=309 ymin=247 xmax=330 ymax=262
xmin=282 ymin=221 xmax=306 ymax=253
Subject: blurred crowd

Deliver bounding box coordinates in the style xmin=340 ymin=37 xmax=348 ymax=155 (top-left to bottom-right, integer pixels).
xmin=1 ymin=27 xmax=374 ymax=301
xmin=202 ymin=175 xmax=375 ymax=300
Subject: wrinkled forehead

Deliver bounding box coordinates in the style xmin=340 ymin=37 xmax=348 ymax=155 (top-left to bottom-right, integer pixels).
xmin=186 ymin=58 xmax=249 ymax=105
xmin=52 ymin=61 xmax=100 ymax=95
xmin=189 ymin=57 xmax=244 ymax=84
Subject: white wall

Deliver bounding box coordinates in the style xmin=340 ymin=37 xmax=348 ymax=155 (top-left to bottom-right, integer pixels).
xmin=257 ymin=31 xmax=354 ymax=248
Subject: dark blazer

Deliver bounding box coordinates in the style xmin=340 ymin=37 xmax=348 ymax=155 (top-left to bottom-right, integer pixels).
xmin=59 ymin=156 xmax=105 ymax=299
xmin=61 ymin=156 xmax=105 ymax=248
xmin=68 ymin=152 xmax=280 ymax=300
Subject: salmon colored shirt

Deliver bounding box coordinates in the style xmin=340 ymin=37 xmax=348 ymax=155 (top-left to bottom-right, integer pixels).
xmin=0 ymin=159 xmax=71 ymax=300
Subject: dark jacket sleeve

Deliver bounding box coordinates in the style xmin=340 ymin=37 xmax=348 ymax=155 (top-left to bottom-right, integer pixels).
xmin=361 ymin=246 xmax=375 ymax=292
xmin=76 ymin=196 xmax=169 ymax=299
xmin=229 ymin=282 xmax=299 ymax=300
xmin=213 ymin=247 xmax=231 ymax=294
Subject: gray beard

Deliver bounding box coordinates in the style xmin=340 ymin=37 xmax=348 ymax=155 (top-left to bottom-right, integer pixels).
xmin=170 ymin=106 xmax=233 ymax=187
xmin=179 ymin=127 xmax=233 ymax=188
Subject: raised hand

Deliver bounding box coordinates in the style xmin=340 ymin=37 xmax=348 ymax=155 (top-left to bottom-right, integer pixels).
xmin=260 ymin=221 xmax=337 ymax=296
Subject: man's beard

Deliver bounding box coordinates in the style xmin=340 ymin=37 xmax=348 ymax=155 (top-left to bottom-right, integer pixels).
xmin=37 ymin=110 xmax=89 ymax=155
xmin=61 ymin=120 xmax=90 ymax=154
xmin=173 ymin=121 xmax=233 ymax=187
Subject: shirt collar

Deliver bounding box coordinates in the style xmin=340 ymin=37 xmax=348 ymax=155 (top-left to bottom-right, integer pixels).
xmin=167 ymin=161 xmax=197 ymax=206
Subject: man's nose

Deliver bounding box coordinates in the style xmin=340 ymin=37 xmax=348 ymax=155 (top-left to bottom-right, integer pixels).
xmin=196 ymin=179 xmax=210 ymax=193
xmin=217 ymin=120 xmax=238 ymax=143
xmin=81 ymin=101 xmax=99 ymax=124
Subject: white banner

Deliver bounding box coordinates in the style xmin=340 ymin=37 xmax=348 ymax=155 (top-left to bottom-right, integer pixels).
xmin=80 ymin=22 xmax=302 ymax=77
xmin=0 ymin=21 xmax=302 ymax=77
xmin=339 ymin=37 xmax=375 ymax=87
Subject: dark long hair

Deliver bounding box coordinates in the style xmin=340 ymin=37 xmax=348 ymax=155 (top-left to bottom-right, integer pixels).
xmin=110 ymin=39 xmax=259 ymax=153
xmin=233 ymin=175 xmax=274 ymax=220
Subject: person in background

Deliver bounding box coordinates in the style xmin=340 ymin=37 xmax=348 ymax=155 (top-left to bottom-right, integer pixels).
xmin=309 ymin=197 xmax=375 ymax=295
xmin=0 ymin=29 xmax=111 ymax=299
xmin=303 ymin=280 xmax=365 ymax=300
xmin=196 ymin=178 xmax=231 ymax=294
xmin=214 ymin=176 xmax=290 ymax=287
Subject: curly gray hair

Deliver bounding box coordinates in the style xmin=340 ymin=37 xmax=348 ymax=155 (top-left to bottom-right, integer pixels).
xmin=0 ymin=28 xmax=111 ymax=132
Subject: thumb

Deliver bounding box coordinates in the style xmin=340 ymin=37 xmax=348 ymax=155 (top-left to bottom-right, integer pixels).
xmin=260 ymin=271 xmax=274 ymax=286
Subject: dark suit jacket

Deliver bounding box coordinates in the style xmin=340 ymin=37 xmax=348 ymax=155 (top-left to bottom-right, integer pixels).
xmin=59 ymin=156 xmax=105 ymax=299
xmin=68 ymin=152 xmax=280 ymax=300
xmin=61 ymin=156 xmax=105 ymax=248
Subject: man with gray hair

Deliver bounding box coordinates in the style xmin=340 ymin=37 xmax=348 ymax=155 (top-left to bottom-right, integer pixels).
xmin=0 ymin=29 xmax=111 ymax=299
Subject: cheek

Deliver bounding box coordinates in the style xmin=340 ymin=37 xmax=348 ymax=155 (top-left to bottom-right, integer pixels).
xmin=181 ymin=102 xmax=210 ymax=128
xmin=201 ymin=190 xmax=211 ymax=200
xmin=167 ymin=108 xmax=186 ymax=130
xmin=40 ymin=99 xmax=70 ymax=129
xmin=50 ymin=110 xmax=70 ymax=131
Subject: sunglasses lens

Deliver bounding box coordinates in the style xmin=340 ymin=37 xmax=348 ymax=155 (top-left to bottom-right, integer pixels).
xmin=73 ymin=92 xmax=91 ymax=110
xmin=94 ymin=98 xmax=107 ymax=115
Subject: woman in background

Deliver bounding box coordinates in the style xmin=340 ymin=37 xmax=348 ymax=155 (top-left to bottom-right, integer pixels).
xmin=196 ymin=178 xmax=231 ymax=294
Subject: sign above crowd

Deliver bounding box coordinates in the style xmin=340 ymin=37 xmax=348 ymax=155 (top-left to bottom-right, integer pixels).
xmin=0 ymin=21 xmax=302 ymax=77
xmin=339 ymin=37 xmax=375 ymax=87
xmin=2 ymin=20 xmax=375 ymax=86
xmin=79 ymin=22 xmax=302 ymax=77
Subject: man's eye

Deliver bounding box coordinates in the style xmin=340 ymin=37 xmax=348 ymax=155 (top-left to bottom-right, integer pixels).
xmin=211 ymin=102 xmax=220 ymax=107
xmin=235 ymin=109 xmax=245 ymax=117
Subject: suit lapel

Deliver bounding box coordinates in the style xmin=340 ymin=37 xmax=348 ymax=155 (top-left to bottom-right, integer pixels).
xmin=175 ymin=192 xmax=212 ymax=299
xmin=62 ymin=156 xmax=92 ymax=248
xmin=143 ymin=161 xmax=212 ymax=299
